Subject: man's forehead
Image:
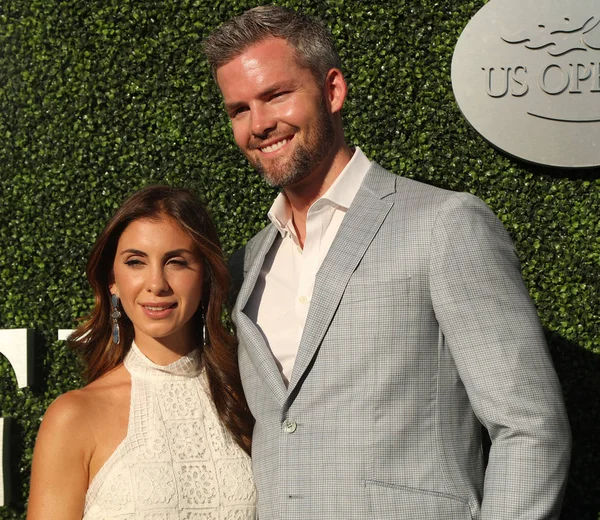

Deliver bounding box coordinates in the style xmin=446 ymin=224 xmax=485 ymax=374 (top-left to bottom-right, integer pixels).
xmin=216 ymin=38 xmax=311 ymax=95
xmin=217 ymin=37 xmax=299 ymax=73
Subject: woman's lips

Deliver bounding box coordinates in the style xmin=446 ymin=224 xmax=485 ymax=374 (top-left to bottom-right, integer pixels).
xmin=140 ymin=302 xmax=177 ymax=319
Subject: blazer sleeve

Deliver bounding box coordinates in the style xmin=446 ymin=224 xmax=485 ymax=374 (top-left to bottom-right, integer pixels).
xmin=429 ymin=192 xmax=571 ymax=519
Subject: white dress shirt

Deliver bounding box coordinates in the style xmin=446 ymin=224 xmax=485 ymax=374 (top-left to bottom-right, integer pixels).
xmin=244 ymin=148 xmax=372 ymax=384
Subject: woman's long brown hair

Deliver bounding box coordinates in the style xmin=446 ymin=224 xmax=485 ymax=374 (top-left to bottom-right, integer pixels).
xmin=68 ymin=185 xmax=253 ymax=454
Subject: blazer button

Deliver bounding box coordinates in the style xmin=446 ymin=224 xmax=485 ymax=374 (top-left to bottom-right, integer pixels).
xmin=282 ymin=419 xmax=297 ymax=433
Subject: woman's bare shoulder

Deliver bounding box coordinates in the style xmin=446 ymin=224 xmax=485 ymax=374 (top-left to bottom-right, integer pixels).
xmin=42 ymin=364 xmax=129 ymax=437
xmin=27 ymin=387 xmax=100 ymax=519
xmin=41 ymin=389 xmax=93 ymax=438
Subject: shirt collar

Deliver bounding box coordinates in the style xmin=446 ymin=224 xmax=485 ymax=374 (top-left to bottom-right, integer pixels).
xmin=267 ymin=147 xmax=372 ymax=237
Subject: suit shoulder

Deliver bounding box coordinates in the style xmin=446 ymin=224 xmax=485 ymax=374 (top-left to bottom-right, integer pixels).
xmin=370 ymin=163 xmax=455 ymax=201
xmin=247 ymin=222 xmax=275 ymax=244
xmin=227 ymin=223 xmax=274 ymax=268
xmin=244 ymin=223 xmax=276 ymax=259
xmin=395 ymin=175 xmax=462 ymax=203
xmin=373 ymin=164 xmax=489 ymax=212
xmin=227 ymin=223 xmax=276 ymax=301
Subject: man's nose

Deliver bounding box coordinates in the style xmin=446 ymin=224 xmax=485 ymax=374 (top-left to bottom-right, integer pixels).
xmin=250 ymin=105 xmax=277 ymax=137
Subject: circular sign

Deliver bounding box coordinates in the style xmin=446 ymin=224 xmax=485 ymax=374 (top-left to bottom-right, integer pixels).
xmin=452 ymin=0 xmax=600 ymax=168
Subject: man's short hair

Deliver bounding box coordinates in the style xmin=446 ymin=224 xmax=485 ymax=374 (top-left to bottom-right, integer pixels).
xmin=203 ymin=5 xmax=341 ymax=84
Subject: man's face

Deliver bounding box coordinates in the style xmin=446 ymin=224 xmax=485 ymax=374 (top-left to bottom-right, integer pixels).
xmin=216 ymin=37 xmax=335 ymax=188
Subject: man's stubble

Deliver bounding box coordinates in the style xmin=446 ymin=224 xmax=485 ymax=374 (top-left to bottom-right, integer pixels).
xmin=250 ymin=96 xmax=335 ymax=188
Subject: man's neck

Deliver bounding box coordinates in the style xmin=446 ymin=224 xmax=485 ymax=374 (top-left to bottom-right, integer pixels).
xmin=284 ymin=144 xmax=354 ymax=247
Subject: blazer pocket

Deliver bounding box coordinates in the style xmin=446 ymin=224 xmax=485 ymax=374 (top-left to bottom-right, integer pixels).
xmin=343 ymin=277 xmax=411 ymax=303
xmin=366 ymin=480 xmax=473 ymax=520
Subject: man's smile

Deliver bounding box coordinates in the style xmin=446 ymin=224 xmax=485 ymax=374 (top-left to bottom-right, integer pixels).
xmin=260 ymin=137 xmax=291 ymax=153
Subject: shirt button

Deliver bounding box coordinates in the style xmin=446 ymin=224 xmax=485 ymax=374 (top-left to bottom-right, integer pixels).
xmin=283 ymin=419 xmax=297 ymax=433
xmin=299 ymin=296 xmax=308 ymax=304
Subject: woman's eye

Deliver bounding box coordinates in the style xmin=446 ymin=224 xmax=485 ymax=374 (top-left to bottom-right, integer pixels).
xmin=125 ymin=259 xmax=144 ymax=267
xmin=168 ymin=259 xmax=188 ymax=268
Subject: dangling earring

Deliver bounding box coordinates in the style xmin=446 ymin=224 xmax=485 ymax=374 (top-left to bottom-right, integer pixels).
xmin=202 ymin=304 xmax=208 ymax=347
xmin=111 ymin=294 xmax=122 ymax=344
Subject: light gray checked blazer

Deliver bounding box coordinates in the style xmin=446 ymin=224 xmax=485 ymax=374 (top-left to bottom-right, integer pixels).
xmin=232 ymin=163 xmax=571 ymax=520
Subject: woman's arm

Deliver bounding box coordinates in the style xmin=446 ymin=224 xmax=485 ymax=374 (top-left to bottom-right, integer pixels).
xmin=27 ymin=391 xmax=94 ymax=520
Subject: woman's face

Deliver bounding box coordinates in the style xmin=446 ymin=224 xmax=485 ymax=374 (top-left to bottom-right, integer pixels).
xmin=109 ymin=216 xmax=204 ymax=354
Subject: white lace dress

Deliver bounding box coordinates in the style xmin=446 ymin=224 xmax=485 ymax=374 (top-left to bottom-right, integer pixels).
xmin=83 ymin=342 xmax=256 ymax=520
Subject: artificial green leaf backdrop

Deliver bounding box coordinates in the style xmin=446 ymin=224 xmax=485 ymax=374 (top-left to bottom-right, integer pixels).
xmin=0 ymin=0 xmax=598 ymax=518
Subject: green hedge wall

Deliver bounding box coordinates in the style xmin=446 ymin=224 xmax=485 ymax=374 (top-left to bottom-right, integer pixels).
xmin=0 ymin=0 xmax=598 ymax=517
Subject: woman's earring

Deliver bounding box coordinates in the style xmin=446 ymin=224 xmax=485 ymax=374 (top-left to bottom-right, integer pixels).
xmin=202 ymin=320 xmax=208 ymax=347
xmin=111 ymin=294 xmax=122 ymax=344
xmin=202 ymin=305 xmax=208 ymax=347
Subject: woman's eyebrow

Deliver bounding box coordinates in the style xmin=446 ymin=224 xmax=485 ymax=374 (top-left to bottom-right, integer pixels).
xmin=119 ymin=248 xmax=147 ymax=256
xmin=164 ymin=248 xmax=196 ymax=257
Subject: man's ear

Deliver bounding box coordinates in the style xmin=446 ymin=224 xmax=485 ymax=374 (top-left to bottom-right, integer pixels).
xmin=324 ymin=68 xmax=347 ymax=114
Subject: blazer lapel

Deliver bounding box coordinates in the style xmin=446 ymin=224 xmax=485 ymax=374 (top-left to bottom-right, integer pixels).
xmin=235 ymin=225 xmax=288 ymax=404
xmin=286 ymin=164 xmax=397 ymax=396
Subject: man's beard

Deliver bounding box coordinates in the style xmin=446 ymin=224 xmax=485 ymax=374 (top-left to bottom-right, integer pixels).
xmin=249 ymin=99 xmax=335 ymax=188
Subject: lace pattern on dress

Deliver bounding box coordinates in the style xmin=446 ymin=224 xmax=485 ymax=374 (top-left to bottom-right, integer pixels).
xmin=83 ymin=342 xmax=255 ymax=519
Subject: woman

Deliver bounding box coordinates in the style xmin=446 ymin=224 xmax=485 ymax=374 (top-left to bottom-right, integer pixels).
xmin=27 ymin=186 xmax=255 ymax=519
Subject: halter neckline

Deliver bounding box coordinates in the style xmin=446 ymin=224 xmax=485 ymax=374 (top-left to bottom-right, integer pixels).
xmin=124 ymin=341 xmax=202 ymax=378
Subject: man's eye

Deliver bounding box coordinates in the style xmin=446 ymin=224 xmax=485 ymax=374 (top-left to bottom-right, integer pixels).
xmin=231 ymin=107 xmax=248 ymax=118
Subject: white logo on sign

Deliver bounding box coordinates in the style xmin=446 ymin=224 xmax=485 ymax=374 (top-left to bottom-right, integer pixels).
xmin=0 ymin=329 xmax=34 ymax=506
xmin=452 ymin=0 xmax=600 ymax=168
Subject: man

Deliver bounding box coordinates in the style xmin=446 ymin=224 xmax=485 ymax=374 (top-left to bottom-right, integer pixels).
xmin=203 ymin=6 xmax=571 ymax=519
